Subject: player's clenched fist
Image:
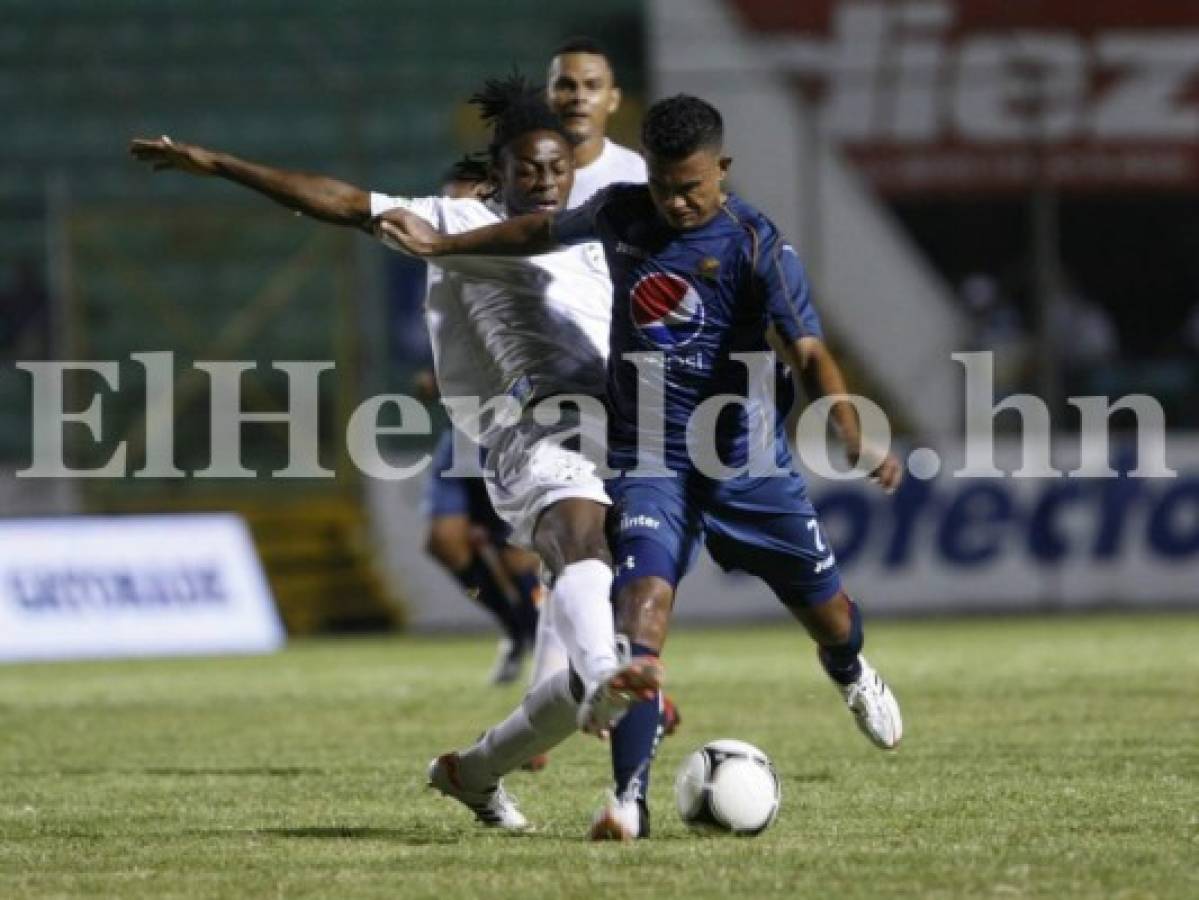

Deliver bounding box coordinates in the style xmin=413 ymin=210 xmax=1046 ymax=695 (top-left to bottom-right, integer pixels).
xmin=129 ymin=136 xmax=218 ymax=176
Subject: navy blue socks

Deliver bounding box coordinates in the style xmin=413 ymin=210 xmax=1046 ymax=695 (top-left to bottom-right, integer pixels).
xmin=453 ymin=557 xmax=523 ymax=644
xmin=818 ymin=598 xmax=864 ymax=685
xmin=510 ymin=569 xmax=542 ymax=646
xmin=611 ymin=642 xmax=665 ymax=803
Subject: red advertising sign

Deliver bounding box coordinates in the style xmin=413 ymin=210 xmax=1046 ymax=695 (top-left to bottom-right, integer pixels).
xmin=731 ymin=0 xmax=1199 ymax=193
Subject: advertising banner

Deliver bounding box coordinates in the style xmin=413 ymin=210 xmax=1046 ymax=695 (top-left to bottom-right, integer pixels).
xmin=0 ymin=514 xmax=285 ymax=662
xmin=675 ymin=436 xmax=1199 ymax=620
xmin=376 ymin=436 xmax=1199 ymax=630
xmin=729 ymin=0 xmax=1199 ymax=193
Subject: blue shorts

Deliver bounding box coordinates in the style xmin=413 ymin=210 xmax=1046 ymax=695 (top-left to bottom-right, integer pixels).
xmin=606 ymin=472 xmax=842 ymax=609
xmin=424 ymin=431 xmax=510 ymax=543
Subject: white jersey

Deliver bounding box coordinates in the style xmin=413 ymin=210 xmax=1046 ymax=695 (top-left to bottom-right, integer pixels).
xmin=371 ymin=192 xmax=611 ymax=446
xmin=567 ymin=139 xmax=647 ymax=208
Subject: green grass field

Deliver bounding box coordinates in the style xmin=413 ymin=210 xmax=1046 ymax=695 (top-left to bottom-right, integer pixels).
xmin=1 ymin=614 xmax=1196 ymax=899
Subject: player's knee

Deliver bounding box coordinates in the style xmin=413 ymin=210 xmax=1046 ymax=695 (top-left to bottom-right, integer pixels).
xmin=534 ymin=501 xmax=611 ymax=571
xmin=426 ymin=523 xmax=472 ymax=571
xmin=557 ymin=531 xmax=611 ymax=567
xmin=500 ymin=546 xmax=540 ymax=577
xmin=618 ymin=578 xmax=672 ymax=615
xmin=616 ymin=577 xmax=674 ymax=650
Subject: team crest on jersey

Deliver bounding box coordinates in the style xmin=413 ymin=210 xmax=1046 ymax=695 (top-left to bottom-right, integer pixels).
xmin=630 ymin=272 xmax=705 ymax=350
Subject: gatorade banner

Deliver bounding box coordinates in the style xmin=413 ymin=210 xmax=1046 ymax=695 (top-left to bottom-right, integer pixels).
xmin=0 ymin=514 xmax=285 ymax=662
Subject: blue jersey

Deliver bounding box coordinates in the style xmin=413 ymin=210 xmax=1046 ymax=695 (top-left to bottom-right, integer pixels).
xmin=553 ymin=185 xmax=822 ymax=474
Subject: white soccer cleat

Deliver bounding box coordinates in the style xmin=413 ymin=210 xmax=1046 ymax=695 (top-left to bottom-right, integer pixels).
xmin=577 ymin=657 xmax=665 ymax=738
xmin=587 ymin=792 xmax=647 ymax=841
xmin=837 ymin=657 xmax=902 ymax=749
xmin=427 ymin=752 xmax=529 ymax=830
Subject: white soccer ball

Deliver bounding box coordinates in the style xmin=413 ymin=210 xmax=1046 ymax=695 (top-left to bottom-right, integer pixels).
xmin=674 ymin=739 xmax=780 ymax=835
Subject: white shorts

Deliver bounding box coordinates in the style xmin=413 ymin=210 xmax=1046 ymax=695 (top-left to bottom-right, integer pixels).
xmin=483 ymin=406 xmax=610 ymax=548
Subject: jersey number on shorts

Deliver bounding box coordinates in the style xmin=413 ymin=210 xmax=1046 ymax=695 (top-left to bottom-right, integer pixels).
xmin=807 ymin=520 xmax=837 ymax=574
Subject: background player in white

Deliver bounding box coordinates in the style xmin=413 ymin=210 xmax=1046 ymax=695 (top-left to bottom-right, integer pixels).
xmin=130 ymin=76 xmax=660 ymax=830
xmin=547 ymin=36 xmax=648 ymax=208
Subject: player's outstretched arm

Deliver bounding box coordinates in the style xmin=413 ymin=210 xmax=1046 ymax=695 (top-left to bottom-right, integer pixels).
xmin=374 ymin=208 xmax=556 ymax=258
xmin=776 ymin=333 xmax=903 ymax=493
xmin=129 ymin=136 xmax=371 ymax=229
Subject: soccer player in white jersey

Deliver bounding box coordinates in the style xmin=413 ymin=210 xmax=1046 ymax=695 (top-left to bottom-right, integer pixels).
xmin=130 ymin=76 xmax=661 ymax=830
xmin=424 ymin=40 xmax=655 ymax=690
xmin=419 ymin=156 xmax=546 ymax=688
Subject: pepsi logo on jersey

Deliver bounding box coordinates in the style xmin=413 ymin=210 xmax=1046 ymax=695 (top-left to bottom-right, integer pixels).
xmin=631 ymin=272 xmax=706 ymax=350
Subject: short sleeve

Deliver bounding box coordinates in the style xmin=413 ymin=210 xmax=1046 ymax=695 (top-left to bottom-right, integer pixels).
xmin=369 ymin=192 xmax=443 ymax=227
xmin=551 ymin=186 xmax=609 ymax=245
xmin=754 ymin=226 xmax=823 ymax=343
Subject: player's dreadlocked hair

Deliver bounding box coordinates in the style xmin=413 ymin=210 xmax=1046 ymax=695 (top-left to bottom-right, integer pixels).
xmin=470 ymin=72 xmax=572 ymax=162
xmin=441 ymin=152 xmax=491 ymax=187
xmin=641 ymin=94 xmax=724 ymax=159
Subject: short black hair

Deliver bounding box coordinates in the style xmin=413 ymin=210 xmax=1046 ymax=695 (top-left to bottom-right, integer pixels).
xmin=553 ymin=35 xmax=610 ymax=61
xmin=470 ymin=72 xmax=571 ymax=163
xmin=641 ymin=94 xmax=724 ymax=159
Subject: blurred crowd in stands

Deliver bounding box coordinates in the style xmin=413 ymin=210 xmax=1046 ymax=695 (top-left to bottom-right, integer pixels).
xmin=0 ymin=259 xmax=49 ymax=361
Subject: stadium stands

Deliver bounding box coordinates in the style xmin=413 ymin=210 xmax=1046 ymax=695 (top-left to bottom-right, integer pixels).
xmin=1 ymin=0 xmax=644 ymax=459
xmin=1 ymin=0 xmax=643 ymax=630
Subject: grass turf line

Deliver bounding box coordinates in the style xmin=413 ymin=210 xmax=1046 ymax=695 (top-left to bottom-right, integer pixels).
xmin=0 ymin=614 xmax=1196 ymax=899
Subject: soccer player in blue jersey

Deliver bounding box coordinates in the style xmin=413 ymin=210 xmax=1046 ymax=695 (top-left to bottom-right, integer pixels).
xmin=379 ymin=94 xmax=904 ymax=841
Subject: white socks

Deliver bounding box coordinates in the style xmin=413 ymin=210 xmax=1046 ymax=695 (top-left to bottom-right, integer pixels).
xmin=454 ymin=557 xmax=617 ymax=790
xmin=528 ymin=593 xmax=570 ymax=687
xmin=547 ymin=558 xmax=619 ymax=687
xmin=458 ymin=668 xmax=580 ymax=786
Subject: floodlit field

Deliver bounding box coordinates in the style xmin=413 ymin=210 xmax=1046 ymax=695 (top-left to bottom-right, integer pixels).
xmin=1 ymin=614 xmax=1196 ymax=899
